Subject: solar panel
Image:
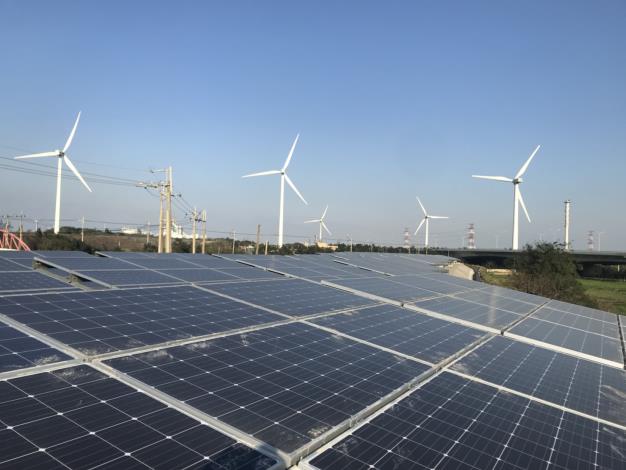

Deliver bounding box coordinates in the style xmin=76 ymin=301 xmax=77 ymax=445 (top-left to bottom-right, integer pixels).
xmin=105 ymin=322 xmax=429 ymax=454
xmin=476 ymin=283 xmax=548 ymax=305
xmin=213 ymin=267 xmax=284 ymax=280
xmin=507 ymin=316 xmax=624 ymax=365
xmin=0 ymin=258 xmax=30 ymax=272
xmin=530 ymin=305 xmax=620 ymax=338
xmin=123 ymin=258 xmax=201 ymax=269
xmin=305 ymin=372 xmax=626 ymax=470
xmin=411 ymin=296 xmax=523 ymax=331
xmin=158 ymin=268 xmax=241 ymax=283
xmin=0 ymin=271 xmax=74 ymax=294
xmin=205 ymin=279 xmax=377 ymax=317
xmin=0 ymin=365 xmax=277 ymax=469
xmin=75 ymin=269 xmax=183 ymax=287
xmin=451 ymin=336 xmax=626 ymax=426
xmin=34 ymin=256 xmax=135 ymax=271
xmin=388 ymin=274 xmax=477 ymax=295
xmin=0 ymin=322 xmax=72 ymax=373
xmin=547 ymin=299 xmax=619 ymax=324
xmin=329 ymin=277 xmax=439 ymax=303
xmin=177 ymin=254 xmax=243 ymax=269
xmin=0 ymin=286 xmax=284 ymax=355
xmin=310 ymin=304 xmax=486 ymax=364
xmin=453 ymin=289 xmax=542 ymax=315
xmin=34 ymin=250 xmax=95 ymax=258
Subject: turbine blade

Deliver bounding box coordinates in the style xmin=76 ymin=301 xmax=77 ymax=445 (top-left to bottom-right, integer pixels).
xmin=14 ymin=151 xmax=59 ymax=159
xmin=472 ymin=175 xmax=513 ymax=182
xmin=515 ymin=145 xmax=541 ymax=179
xmin=414 ymin=218 xmax=426 ymax=235
xmin=321 ymin=205 xmax=328 ymax=220
xmin=304 ymin=219 xmax=319 ymax=223
xmin=242 ymin=170 xmax=281 ymax=178
xmin=517 ymin=189 xmax=531 ymax=223
xmin=322 ymin=221 xmax=332 ymax=235
xmin=282 ymin=134 xmax=300 ymax=171
xmin=284 ymin=173 xmax=307 ymax=205
xmin=63 ymin=111 xmax=81 ymax=152
xmin=429 ymin=216 xmax=449 ymax=219
xmin=63 ymin=155 xmax=92 ymax=192
xmin=416 ymin=196 xmax=427 ymax=216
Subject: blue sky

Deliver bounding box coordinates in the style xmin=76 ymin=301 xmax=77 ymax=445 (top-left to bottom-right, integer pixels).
xmin=0 ymin=1 xmax=624 ymax=249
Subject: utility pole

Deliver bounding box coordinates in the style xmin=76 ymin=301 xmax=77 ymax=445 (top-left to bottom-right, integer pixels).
xmin=564 ymin=200 xmax=571 ymax=251
xmin=34 ymin=219 xmax=38 ymax=232
xmin=81 ymin=216 xmax=85 ymax=242
xmin=158 ymin=191 xmax=164 ymax=253
xmin=191 ymin=207 xmax=197 ymax=254
xmin=255 ymin=224 xmax=261 ymax=255
xmin=146 ymin=222 xmax=150 ymax=245
xmin=19 ymin=214 xmax=24 ymax=241
xmin=165 ymin=166 xmax=173 ymax=253
xmin=201 ymin=210 xmax=207 ymax=254
xmin=231 ymin=230 xmax=236 ymax=254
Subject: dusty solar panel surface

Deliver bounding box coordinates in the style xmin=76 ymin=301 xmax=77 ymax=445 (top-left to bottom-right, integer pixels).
xmin=0 ymin=251 xmax=624 ymax=469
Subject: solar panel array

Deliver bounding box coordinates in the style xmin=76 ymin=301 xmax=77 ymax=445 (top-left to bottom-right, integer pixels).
xmin=0 ymin=250 xmax=624 ymax=469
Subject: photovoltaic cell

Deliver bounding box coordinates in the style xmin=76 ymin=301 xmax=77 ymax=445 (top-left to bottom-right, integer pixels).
xmin=306 ymin=372 xmax=626 ymax=470
xmin=547 ymin=299 xmax=619 ymax=324
xmin=451 ymin=336 xmax=626 ymax=426
xmin=213 ymin=267 xmax=284 ymax=280
xmin=158 ymin=268 xmax=241 ymax=283
xmin=412 ymin=296 xmax=522 ymax=330
xmin=453 ymin=289 xmax=541 ymax=315
xmin=0 ymin=258 xmax=30 ymax=272
xmin=0 ymin=286 xmax=283 ymax=355
xmin=106 ymin=322 xmax=429 ymax=453
xmin=0 ymin=365 xmax=277 ymax=469
xmin=0 ymin=272 xmax=74 ymax=294
xmin=0 ymin=323 xmax=72 ymax=373
xmin=34 ymin=257 xmax=135 ymax=271
xmin=311 ymin=304 xmax=485 ymax=364
xmin=205 ymin=279 xmax=376 ymax=317
xmin=508 ymin=316 xmax=624 ymax=364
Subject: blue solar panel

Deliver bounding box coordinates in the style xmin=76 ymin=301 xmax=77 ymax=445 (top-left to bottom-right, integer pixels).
xmin=306 ymin=372 xmax=626 ymax=470
xmin=0 ymin=272 xmax=74 ymax=294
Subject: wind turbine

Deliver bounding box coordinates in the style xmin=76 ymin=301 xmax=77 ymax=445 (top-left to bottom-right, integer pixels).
xmin=472 ymin=145 xmax=540 ymax=250
xmin=414 ymin=197 xmax=448 ymax=248
xmin=305 ymin=205 xmax=331 ymax=242
xmin=242 ymin=134 xmax=307 ymax=247
xmin=13 ymin=112 xmax=92 ymax=234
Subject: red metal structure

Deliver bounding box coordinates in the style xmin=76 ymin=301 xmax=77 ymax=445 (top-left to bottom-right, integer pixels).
xmin=0 ymin=229 xmax=30 ymax=251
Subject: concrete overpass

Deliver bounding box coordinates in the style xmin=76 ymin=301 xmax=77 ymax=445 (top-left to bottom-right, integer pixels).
xmin=428 ymin=248 xmax=626 ymax=267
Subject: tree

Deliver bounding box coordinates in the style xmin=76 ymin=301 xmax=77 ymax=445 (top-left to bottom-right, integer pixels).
xmin=511 ymin=242 xmax=596 ymax=307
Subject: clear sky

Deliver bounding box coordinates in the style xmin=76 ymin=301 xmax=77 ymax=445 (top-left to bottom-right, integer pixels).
xmin=1 ymin=1 xmax=624 ymax=249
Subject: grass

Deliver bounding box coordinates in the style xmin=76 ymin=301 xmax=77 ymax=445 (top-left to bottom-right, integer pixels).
xmin=579 ymin=279 xmax=626 ymax=315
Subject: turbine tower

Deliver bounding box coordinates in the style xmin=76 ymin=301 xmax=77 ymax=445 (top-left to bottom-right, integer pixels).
xmin=414 ymin=197 xmax=448 ymax=248
xmin=472 ymin=145 xmax=540 ymax=250
xmin=242 ymin=134 xmax=307 ymax=248
xmin=304 ymin=205 xmax=331 ymax=242
xmin=13 ymin=112 xmax=92 ymax=234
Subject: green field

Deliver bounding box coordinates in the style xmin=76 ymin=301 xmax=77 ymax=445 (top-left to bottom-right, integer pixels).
xmin=579 ymin=279 xmax=626 ymax=315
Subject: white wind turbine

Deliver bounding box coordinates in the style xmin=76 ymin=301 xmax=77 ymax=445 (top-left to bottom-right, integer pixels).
xmin=305 ymin=205 xmax=331 ymax=242
xmin=242 ymin=134 xmax=307 ymax=247
xmin=14 ymin=112 xmax=92 ymax=234
xmin=414 ymin=197 xmax=448 ymax=248
xmin=472 ymin=145 xmax=540 ymax=250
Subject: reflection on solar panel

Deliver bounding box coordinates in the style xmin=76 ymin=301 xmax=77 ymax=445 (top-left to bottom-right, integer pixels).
xmin=306 ymin=372 xmax=626 ymax=470
xmin=0 ymin=322 xmax=72 ymax=373
xmin=507 ymin=316 xmax=624 ymax=365
xmin=106 ymin=322 xmax=429 ymax=454
xmin=311 ymin=304 xmax=485 ymax=364
xmin=451 ymin=336 xmax=626 ymax=426
xmin=0 ymin=271 xmax=74 ymax=294
xmin=205 ymin=279 xmax=376 ymax=317
xmin=411 ymin=296 xmax=522 ymax=330
xmin=0 ymin=286 xmax=283 ymax=355
xmin=0 ymin=365 xmax=277 ymax=469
